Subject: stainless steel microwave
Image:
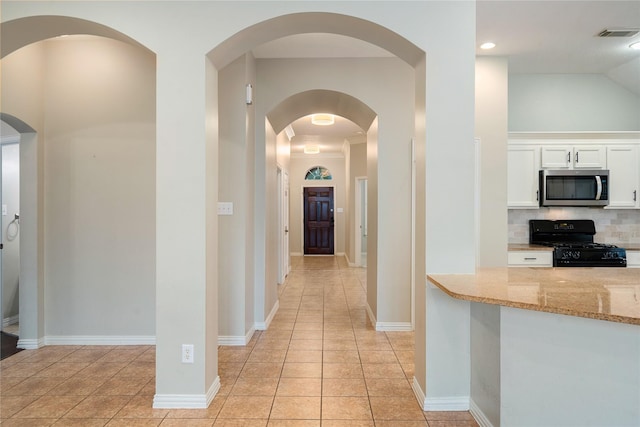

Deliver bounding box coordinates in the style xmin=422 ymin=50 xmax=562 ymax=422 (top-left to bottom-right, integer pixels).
xmin=539 ymin=169 xmax=609 ymax=207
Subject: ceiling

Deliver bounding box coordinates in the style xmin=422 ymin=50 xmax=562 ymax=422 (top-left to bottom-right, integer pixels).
xmin=251 ymin=1 xmax=640 ymax=154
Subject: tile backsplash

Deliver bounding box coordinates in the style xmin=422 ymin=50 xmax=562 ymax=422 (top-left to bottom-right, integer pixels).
xmin=509 ymin=208 xmax=640 ymax=246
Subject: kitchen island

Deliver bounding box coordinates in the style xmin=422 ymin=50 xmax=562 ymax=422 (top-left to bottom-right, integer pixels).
xmin=426 ymin=268 xmax=640 ymax=427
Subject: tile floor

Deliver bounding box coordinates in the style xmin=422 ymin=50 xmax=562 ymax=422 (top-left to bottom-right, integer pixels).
xmin=0 ymin=255 xmax=479 ymax=426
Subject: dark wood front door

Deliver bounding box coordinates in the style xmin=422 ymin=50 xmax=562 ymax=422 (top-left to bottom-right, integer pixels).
xmin=304 ymin=187 xmax=334 ymax=255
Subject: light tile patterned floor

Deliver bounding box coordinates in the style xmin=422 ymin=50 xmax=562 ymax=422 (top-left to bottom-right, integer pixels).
xmin=0 ymin=255 xmax=479 ymax=426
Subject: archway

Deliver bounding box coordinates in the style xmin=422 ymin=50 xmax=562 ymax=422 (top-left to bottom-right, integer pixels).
xmin=1 ymin=17 xmax=156 ymax=348
xmin=0 ymin=114 xmax=39 ymax=348
xmin=209 ymin=12 xmax=425 ymax=351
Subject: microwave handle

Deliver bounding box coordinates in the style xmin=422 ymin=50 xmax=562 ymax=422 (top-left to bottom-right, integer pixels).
xmin=595 ymin=176 xmax=602 ymax=200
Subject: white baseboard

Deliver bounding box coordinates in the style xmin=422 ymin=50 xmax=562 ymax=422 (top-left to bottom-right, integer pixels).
xmin=470 ymin=398 xmax=494 ymax=427
xmin=423 ymin=395 xmax=470 ymax=411
xmin=17 ymin=337 xmax=44 ymax=350
xmin=366 ymin=303 xmax=377 ymax=327
xmin=153 ymin=376 xmax=220 ymax=409
xmin=44 ymin=335 xmax=156 ymax=346
xmin=255 ymin=300 xmax=279 ymax=331
xmin=375 ymin=322 xmax=413 ymax=332
xmin=219 ymin=326 xmax=255 ymax=346
xmin=2 ymin=314 xmax=19 ymax=328
xmin=365 ymin=304 xmax=412 ymax=332
xmin=412 ymin=377 xmax=427 ymax=408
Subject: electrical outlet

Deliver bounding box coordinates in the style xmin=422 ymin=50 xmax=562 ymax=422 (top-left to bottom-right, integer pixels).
xmin=182 ymin=344 xmax=194 ymax=363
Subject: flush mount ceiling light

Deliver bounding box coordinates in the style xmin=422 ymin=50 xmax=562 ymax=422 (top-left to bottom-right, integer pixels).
xmin=304 ymin=144 xmax=320 ymax=154
xmin=311 ymin=114 xmax=335 ymax=126
xmin=480 ymin=42 xmax=496 ymax=50
xmin=630 ymin=41 xmax=640 ymax=50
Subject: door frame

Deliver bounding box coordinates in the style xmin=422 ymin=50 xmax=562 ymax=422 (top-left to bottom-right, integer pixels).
xmin=277 ymin=166 xmax=290 ymax=283
xmin=354 ymin=176 xmax=367 ymax=267
xmin=0 ymin=132 xmax=21 ymax=333
xmin=301 ymin=184 xmax=336 ymax=256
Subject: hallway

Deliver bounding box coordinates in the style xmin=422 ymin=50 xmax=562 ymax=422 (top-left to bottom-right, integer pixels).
xmin=215 ymin=255 xmax=477 ymax=425
xmin=0 ymin=256 xmax=477 ymax=425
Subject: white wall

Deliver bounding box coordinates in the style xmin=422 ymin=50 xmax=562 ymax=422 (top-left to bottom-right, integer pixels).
xmin=509 ymin=74 xmax=640 ymax=131
xmin=2 ymin=143 xmax=20 ymax=323
xmin=2 ymin=36 xmax=156 ymax=337
xmin=218 ymin=55 xmax=254 ymax=341
xmin=475 ymin=57 xmax=508 ymax=267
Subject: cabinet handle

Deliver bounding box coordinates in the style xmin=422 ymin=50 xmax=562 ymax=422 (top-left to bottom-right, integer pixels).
xmin=524 ymin=257 xmax=537 ymax=261
xmin=567 ymin=152 xmax=571 ymax=163
xmin=634 ymin=190 xmax=637 ymax=202
xmin=575 ymin=152 xmax=579 ymax=163
xmin=536 ymin=190 xmax=539 ymax=201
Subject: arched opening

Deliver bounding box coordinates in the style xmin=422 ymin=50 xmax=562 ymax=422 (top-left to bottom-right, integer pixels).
xmin=1 ymin=17 xmax=157 ymax=348
xmin=209 ymin=12 xmax=424 ymax=356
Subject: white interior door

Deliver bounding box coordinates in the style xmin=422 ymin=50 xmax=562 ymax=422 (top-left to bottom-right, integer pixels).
xmin=283 ymin=172 xmax=290 ymax=276
xmin=355 ymin=177 xmax=368 ymax=267
xmin=278 ymin=168 xmax=290 ymax=284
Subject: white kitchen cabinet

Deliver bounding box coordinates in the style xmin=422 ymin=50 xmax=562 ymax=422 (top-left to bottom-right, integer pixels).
xmin=627 ymin=251 xmax=640 ymax=268
xmin=508 ymin=146 xmax=540 ymax=208
xmin=508 ymin=251 xmax=553 ymax=267
xmin=606 ymin=145 xmax=639 ymax=208
xmin=541 ymin=145 xmax=606 ymax=169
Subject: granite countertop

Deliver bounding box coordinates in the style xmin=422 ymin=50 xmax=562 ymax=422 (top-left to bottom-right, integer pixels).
xmin=428 ymin=268 xmax=640 ymax=325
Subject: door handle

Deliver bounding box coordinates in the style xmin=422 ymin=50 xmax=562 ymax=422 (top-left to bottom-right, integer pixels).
xmin=284 ymin=227 xmax=289 ymax=233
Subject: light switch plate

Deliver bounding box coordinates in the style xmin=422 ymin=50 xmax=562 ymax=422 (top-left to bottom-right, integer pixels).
xmin=217 ymin=202 xmax=233 ymax=215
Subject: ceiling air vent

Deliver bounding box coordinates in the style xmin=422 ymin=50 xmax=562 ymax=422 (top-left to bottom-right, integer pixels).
xmin=597 ymin=28 xmax=639 ymax=37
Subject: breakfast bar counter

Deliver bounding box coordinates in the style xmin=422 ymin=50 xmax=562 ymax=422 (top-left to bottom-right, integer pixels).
xmin=422 ymin=268 xmax=640 ymax=426
xmin=428 ymin=267 xmax=640 ymax=325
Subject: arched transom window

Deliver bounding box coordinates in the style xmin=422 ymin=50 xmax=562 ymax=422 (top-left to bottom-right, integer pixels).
xmin=305 ymin=166 xmax=332 ymax=180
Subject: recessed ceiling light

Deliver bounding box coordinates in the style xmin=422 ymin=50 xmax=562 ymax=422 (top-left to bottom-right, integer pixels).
xmin=304 ymin=145 xmax=320 ymax=154
xmin=311 ymin=114 xmax=334 ymax=126
xmin=630 ymin=41 xmax=640 ymax=50
xmin=480 ymin=42 xmax=496 ymax=50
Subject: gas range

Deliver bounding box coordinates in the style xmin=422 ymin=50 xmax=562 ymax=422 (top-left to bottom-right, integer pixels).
xmin=529 ymin=220 xmax=627 ymax=267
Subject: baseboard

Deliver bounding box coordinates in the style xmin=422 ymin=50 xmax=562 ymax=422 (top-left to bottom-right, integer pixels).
xmin=153 ymin=376 xmax=220 ymax=409
xmin=366 ymin=303 xmax=377 ymax=327
xmin=470 ymin=398 xmax=494 ymax=427
xmin=413 ymin=377 xmax=471 ymax=411
xmin=44 ymin=335 xmax=156 ymax=346
xmin=219 ymin=326 xmax=255 ymax=346
xmin=412 ymin=377 xmax=427 ymax=408
xmin=2 ymin=314 xmax=19 ymax=328
xmin=423 ymin=395 xmax=470 ymax=411
xmin=255 ymin=300 xmax=279 ymax=330
xmin=375 ymin=322 xmax=413 ymax=332
xmin=17 ymin=337 xmax=44 ymax=350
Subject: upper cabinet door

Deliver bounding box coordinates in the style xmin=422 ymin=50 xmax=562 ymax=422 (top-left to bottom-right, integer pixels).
xmin=573 ymin=145 xmax=606 ymax=169
xmin=541 ymin=146 xmax=572 ymax=168
xmin=508 ymin=146 xmax=540 ymax=208
xmin=541 ymin=145 xmax=606 ymax=169
xmin=607 ymin=145 xmax=639 ymax=209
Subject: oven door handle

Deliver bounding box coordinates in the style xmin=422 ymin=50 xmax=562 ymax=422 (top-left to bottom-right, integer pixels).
xmin=595 ymin=176 xmax=603 ymax=200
